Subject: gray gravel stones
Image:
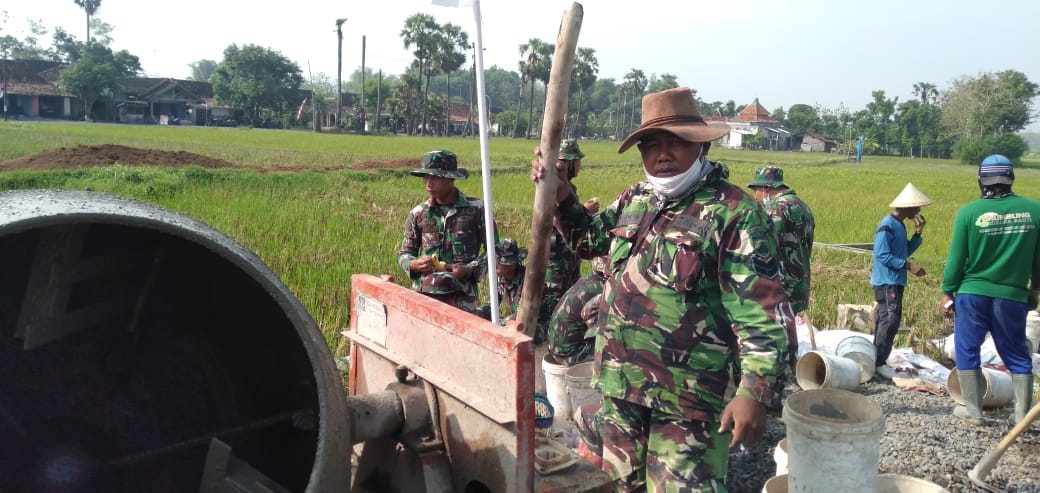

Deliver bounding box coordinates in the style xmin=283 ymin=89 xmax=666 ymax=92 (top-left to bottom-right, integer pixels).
xmin=725 ymin=381 xmax=1040 ymax=492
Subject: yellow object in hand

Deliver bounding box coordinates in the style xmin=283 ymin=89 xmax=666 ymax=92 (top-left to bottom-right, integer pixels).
xmin=431 ymin=254 xmax=447 ymax=271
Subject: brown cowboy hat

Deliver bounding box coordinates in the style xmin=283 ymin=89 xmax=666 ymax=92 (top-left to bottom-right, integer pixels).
xmin=617 ymin=87 xmax=731 ymax=153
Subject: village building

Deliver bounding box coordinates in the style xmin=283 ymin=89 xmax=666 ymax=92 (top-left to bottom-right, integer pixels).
xmin=796 ymin=132 xmax=838 ymax=152
xmin=718 ymin=98 xmax=792 ymax=151
xmin=2 ymin=58 xmax=314 ymax=127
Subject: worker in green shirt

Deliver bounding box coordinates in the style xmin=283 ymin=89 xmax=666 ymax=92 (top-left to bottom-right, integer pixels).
xmin=941 ymin=154 xmax=1040 ymax=426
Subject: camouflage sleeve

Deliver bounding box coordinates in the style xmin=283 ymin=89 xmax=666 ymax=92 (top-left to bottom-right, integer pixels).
xmin=398 ymin=207 xmax=422 ymax=278
xmin=463 ymin=212 xmax=496 ymax=275
xmin=556 ymin=189 xmax=627 ymax=259
xmin=718 ymin=203 xmax=792 ymax=409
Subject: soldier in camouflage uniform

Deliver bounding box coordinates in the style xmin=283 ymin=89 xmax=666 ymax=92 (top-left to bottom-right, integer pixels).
xmin=544 ymin=139 xmax=594 ymax=332
xmin=533 ymin=87 xmax=793 ymax=492
xmin=748 ymin=166 xmax=815 ymax=314
xmin=547 ymin=255 xmax=608 ymax=366
xmin=399 ymin=150 xmax=494 ymax=314
xmin=749 ymin=166 xmax=814 ymax=373
xmin=474 ymin=238 xmax=565 ymax=341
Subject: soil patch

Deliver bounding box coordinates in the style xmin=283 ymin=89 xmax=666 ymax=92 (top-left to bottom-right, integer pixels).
xmin=0 ymin=144 xmax=242 ymax=171
xmin=1 ymin=145 xmax=420 ymax=173
xmin=349 ymin=158 xmax=419 ymax=170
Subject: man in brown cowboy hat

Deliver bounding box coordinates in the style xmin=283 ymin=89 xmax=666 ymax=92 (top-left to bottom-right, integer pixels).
xmin=532 ymin=87 xmax=792 ymax=490
xmin=871 ymin=183 xmax=930 ymax=380
xmin=399 ymin=150 xmax=496 ymax=314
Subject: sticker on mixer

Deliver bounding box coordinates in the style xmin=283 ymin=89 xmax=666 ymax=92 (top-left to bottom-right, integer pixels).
xmin=356 ymin=293 xmax=388 ymax=346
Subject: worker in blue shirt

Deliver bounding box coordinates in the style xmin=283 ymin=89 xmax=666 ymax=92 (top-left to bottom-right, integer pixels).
xmin=871 ymin=183 xmax=931 ymax=379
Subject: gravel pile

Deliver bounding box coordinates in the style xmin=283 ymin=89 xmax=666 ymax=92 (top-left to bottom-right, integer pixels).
xmin=725 ymin=380 xmax=1040 ymax=492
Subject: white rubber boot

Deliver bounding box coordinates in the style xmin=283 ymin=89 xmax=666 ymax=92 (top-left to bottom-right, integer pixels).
xmin=953 ymin=369 xmax=985 ymax=426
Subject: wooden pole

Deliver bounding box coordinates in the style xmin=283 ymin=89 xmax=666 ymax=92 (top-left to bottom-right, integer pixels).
xmin=516 ymin=3 xmax=583 ymax=337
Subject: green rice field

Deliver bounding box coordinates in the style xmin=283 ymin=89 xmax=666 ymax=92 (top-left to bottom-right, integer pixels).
xmin=2 ymin=121 xmax=1038 ymax=361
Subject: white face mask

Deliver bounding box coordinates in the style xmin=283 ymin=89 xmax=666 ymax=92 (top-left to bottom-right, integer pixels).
xmin=644 ymin=153 xmax=709 ymax=199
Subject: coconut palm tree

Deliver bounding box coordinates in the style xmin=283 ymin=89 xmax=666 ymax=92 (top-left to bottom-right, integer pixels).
xmin=621 ymin=69 xmax=647 ymax=136
xmin=517 ymin=38 xmax=550 ymax=139
xmin=433 ymin=23 xmax=468 ymax=136
xmin=73 ymin=0 xmax=101 ymax=43
xmin=912 ymin=82 xmax=938 ymax=105
xmin=570 ymin=47 xmax=598 ymax=138
xmin=400 ymin=13 xmax=438 ymax=134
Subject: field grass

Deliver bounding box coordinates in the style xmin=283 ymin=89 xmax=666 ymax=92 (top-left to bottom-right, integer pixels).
xmin=2 ymin=121 xmax=1038 ymax=361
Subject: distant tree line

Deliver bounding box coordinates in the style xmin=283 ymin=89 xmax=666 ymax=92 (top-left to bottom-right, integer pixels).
xmin=1 ymin=9 xmax=1035 ymax=162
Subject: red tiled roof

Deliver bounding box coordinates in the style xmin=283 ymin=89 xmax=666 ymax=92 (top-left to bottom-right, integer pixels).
xmin=4 ymin=81 xmax=73 ymax=97
xmin=1 ymin=60 xmax=72 ymax=96
xmin=446 ymin=101 xmax=480 ymax=123
xmin=731 ymin=98 xmax=777 ymax=123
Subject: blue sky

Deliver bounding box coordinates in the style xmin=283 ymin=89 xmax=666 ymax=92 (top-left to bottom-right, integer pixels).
xmin=3 ymin=0 xmax=1039 ymax=129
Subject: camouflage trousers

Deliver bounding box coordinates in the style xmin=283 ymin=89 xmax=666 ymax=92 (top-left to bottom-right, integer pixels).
xmin=422 ymin=291 xmax=478 ymax=315
xmin=599 ymin=396 xmax=730 ymax=493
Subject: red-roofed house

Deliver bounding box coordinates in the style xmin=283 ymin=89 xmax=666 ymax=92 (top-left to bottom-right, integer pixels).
xmin=1 ymin=59 xmax=81 ymax=120
xmin=719 ymin=98 xmax=791 ymax=150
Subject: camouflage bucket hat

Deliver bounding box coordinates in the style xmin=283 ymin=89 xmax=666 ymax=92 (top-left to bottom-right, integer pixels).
xmin=559 ymin=139 xmax=586 ymax=160
xmin=410 ymin=150 xmax=469 ymax=180
xmin=748 ymin=166 xmax=787 ymax=189
xmin=495 ymin=238 xmax=528 ymax=266
xmin=420 ymin=271 xmax=465 ymax=295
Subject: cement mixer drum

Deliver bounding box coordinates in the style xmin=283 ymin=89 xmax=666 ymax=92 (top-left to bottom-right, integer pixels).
xmin=0 ymin=190 xmax=350 ymax=492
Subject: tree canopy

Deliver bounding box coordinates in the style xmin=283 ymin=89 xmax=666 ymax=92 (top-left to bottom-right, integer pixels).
xmin=188 ymin=59 xmax=217 ymax=82
xmin=211 ymin=44 xmax=303 ymax=123
xmin=59 ymin=41 xmax=140 ymax=120
xmin=72 ymin=0 xmax=101 ymax=43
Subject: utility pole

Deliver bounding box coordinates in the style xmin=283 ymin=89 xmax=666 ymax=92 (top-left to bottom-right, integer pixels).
xmin=335 ymin=18 xmax=347 ymax=128
xmin=2 ymin=57 xmax=8 ymax=121
xmin=2 ymin=51 xmax=8 ymax=121
xmin=361 ymin=35 xmax=366 ymax=134
xmin=375 ymin=70 xmax=382 ymax=134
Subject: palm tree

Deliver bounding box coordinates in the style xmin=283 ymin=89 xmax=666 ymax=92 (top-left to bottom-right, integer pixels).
xmin=518 ymin=38 xmax=549 ymax=139
xmin=912 ymin=82 xmax=938 ymax=105
xmin=73 ymin=0 xmax=101 ymax=43
xmin=512 ymin=73 xmax=525 ymax=138
xmin=621 ymin=69 xmax=647 ymax=136
xmin=400 ymin=13 xmax=438 ymax=134
xmin=570 ymin=47 xmax=598 ymax=138
xmin=433 ymin=23 xmax=468 ymax=136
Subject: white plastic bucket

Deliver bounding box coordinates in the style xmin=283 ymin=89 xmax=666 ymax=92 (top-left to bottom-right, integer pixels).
xmin=834 ymin=335 xmax=877 ymax=383
xmin=783 ymin=388 xmax=885 ymax=493
xmin=877 ymin=474 xmax=951 ymax=492
xmin=947 ymin=367 xmax=1014 ymax=409
xmin=1027 ymin=311 xmax=1040 ymax=353
xmin=542 ymin=354 xmax=571 ymax=422
xmin=773 ymin=438 xmax=788 ymax=476
xmin=762 ymin=474 xmax=788 ymax=493
xmin=565 ymin=361 xmax=601 ymax=416
xmin=795 ymin=351 xmax=861 ymax=391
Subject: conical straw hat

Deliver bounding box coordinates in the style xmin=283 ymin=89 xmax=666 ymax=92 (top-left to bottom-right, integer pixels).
xmin=889 ymin=182 xmax=933 ymax=208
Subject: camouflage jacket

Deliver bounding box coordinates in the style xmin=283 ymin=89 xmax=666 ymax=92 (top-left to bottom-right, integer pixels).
xmin=547 ymin=229 xmax=582 ymax=302
xmin=555 ymin=161 xmax=792 ymax=421
xmin=398 ymin=189 xmax=492 ymax=302
xmin=764 ymin=190 xmax=815 ymax=313
xmin=547 ymin=270 xmax=607 ymax=365
xmin=546 ymin=183 xmax=583 ymax=305
xmin=476 ymin=266 xmax=557 ymax=340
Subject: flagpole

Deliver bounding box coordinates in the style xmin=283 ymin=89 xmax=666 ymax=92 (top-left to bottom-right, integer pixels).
xmin=470 ymin=0 xmax=500 ymax=324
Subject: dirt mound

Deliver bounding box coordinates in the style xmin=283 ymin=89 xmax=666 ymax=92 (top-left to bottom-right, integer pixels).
xmin=1 ymin=145 xmax=421 ymax=173
xmin=349 ymin=158 xmax=419 ymax=170
xmin=0 ymin=144 xmax=241 ymax=171
xmin=255 ymin=158 xmax=418 ymax=174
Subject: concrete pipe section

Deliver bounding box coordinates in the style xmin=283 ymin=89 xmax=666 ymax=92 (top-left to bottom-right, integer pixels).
xmin=0 ymin=190 xmax=350 ymax=492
